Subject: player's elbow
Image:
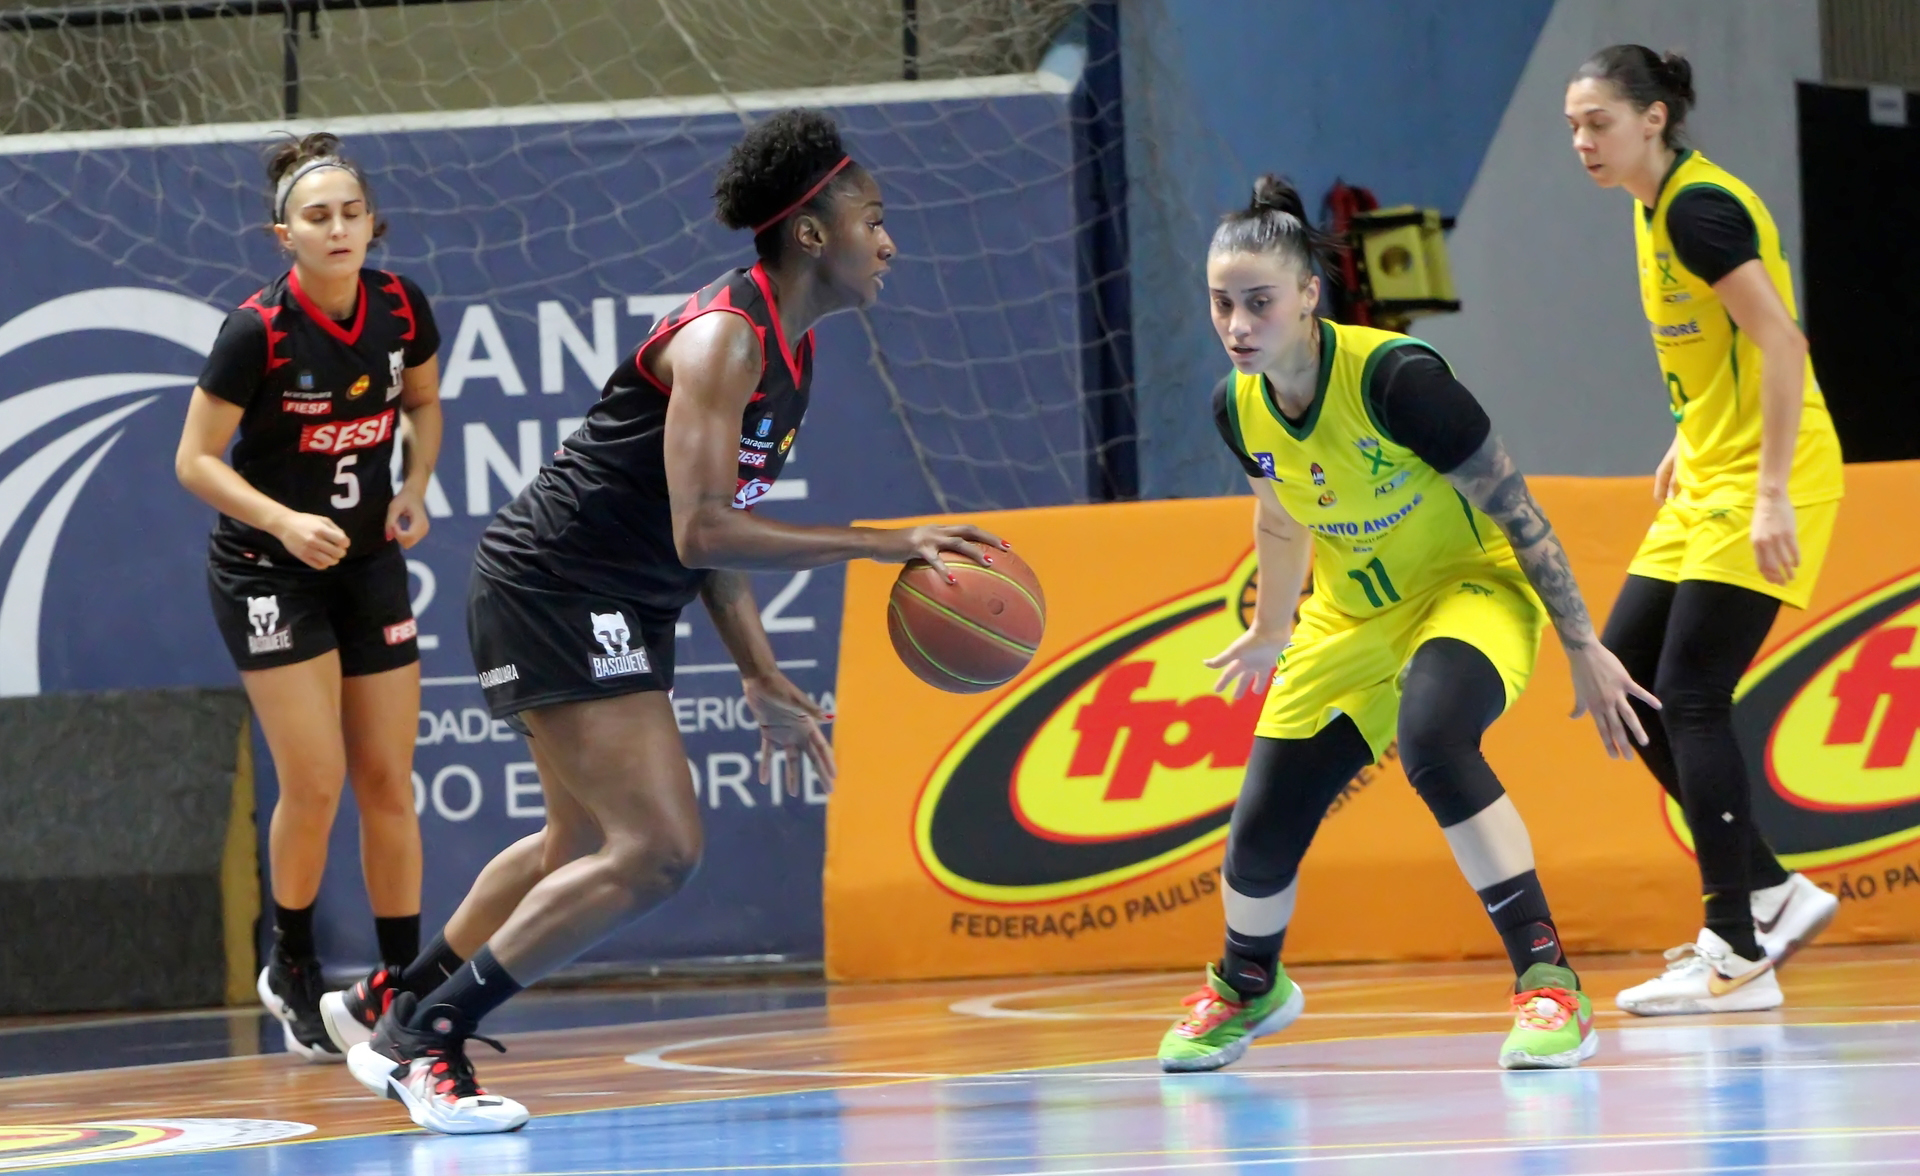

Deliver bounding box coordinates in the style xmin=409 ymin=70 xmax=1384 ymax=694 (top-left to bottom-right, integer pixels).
xmin=673 ymin=509 xmax=726 ymax=569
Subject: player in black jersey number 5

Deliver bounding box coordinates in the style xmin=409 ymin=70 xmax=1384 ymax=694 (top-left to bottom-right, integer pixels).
xmin=345 ymin=110 xmax=1000 ymax=1134
xmin=176 ymin=133 xmax=442 ymax=1064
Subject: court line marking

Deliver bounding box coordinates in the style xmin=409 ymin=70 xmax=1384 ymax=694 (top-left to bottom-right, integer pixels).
xmin=351 ymin=1126 xmax=1920 ymax=1176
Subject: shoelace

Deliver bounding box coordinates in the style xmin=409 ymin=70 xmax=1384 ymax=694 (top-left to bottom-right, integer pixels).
xmin=425 ymin=1033 xmax=508 ymax=1100
xmin=1658 ymin=943 xmax=1717 ymax=975
xmin=1509 ymin=986 xmax=1577 ymax=1031
xmin=1176 ymin=988 xmax=1242 ymax=1036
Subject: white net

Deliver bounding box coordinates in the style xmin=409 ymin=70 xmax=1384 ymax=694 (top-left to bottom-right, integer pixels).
xmin=0 ymin=0 xmax=1128 ymax=512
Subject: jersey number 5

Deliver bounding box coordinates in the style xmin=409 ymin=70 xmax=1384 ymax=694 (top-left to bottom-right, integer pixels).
xmin=332 ymin=455 xmax=361 ymax=509
xmin=1346 ymin=556 xmax=1401 ymax=609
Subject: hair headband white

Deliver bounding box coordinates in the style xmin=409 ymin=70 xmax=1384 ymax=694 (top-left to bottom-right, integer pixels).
xmin=274 ymin=158 xmax=363 ymax=224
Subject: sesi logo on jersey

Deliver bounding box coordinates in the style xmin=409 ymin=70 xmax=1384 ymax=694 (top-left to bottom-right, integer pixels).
xmin=298 ymin=408 xmax=395 ymax=456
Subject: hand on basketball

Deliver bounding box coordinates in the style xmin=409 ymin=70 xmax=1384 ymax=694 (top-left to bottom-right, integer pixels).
xmin=1203 ymin=626 xmax=1290 ymax=702
xmin=884 ymin=524 xmax=1007 ymax=583
xmin=744 ymin=672 xmax=835 ymax=795
xmin=386 ymin=485 xmax=431 ymax=549
xmin=276 ymin=511 xmax=350 ymax=570
xmin=1752 ymin=492 xmax=1800 ymax=586
xmin=1566 ymin=643 xmax=1660 ymax=760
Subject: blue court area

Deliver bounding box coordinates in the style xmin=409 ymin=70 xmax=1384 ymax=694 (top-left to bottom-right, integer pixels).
xmin=9 ymin=980 xmax=1920 ymax=1176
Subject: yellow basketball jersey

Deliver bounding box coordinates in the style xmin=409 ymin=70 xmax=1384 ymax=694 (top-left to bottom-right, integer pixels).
xmin=1223 ymin=321 xmax=1523 ymax=620
xmin=1634 ymin=150 xmax=1843 ymax=507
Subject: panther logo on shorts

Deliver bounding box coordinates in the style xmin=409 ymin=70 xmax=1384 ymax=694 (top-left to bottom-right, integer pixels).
xmin=589 ymin=609 xmax=649 ymax=680
xmin=246 ymin=595 xmax=292 ymax=655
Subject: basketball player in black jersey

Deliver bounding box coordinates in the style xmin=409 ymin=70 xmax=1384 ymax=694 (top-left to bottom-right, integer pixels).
xmin=176 ymin=134 xmax=442 ymax=1062
xmin=340 ymin=109 xmax=999 ymax=1133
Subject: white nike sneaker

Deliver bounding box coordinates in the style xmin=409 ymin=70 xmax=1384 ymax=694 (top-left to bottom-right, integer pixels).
xmin=1752 ymin=873 xmax=1839 ymax=964
xmin=1615 ymin=929 xmax=1783 ymax=1016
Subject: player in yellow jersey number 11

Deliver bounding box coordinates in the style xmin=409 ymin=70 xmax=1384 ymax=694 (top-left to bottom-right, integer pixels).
xmin=1156 ymin=174 xmax=1656 ymax=1073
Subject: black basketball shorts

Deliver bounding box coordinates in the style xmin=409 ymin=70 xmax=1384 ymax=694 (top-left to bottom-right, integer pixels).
xmin=208 ymin=542 xmax=419 ymax=676
xmin=466 ymin=566 xmax=678 ymax=726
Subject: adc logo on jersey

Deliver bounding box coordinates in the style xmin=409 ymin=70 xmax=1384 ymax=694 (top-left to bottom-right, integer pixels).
xmin=245 ymin=595 xmax=292 ymax=655
xmin=1664 ymin=569 xmax=1920 ymax=868
xmin=912 ymin=552 xmax=1265 ymax=905
xmin=588 ymin=609 xmax=649 ymax=680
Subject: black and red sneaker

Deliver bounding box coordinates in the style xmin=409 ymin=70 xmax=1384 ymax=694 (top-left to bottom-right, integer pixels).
xmin=345 ymin=992 xmax=529 ymax=1135
xmin=320 ymin=966 xmax=401 ymax=1053
xmin=258 ymin=949 xmax=342 ymax=1064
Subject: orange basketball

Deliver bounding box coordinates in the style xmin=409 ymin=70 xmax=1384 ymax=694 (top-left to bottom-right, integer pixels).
xmin=887 ymin=545 xmax=1045 ymax=693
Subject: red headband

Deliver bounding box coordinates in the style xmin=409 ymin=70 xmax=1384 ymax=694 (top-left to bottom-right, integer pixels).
xmin=753 ymin=156 xmax=853 ymax=235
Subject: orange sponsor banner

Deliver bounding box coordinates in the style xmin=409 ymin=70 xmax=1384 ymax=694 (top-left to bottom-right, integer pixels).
xmin=825 ymin=462 xmax=1920 ymax=980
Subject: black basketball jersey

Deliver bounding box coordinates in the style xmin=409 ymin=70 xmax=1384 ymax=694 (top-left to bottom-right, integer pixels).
xmin=476 ymin=263 xmax=815 ymax=613
xmin=198 ymin=267 xmax=440 ymax=568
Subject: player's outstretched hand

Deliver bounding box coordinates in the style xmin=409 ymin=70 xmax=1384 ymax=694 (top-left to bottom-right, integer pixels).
xmin=744 ymin=671 xmax=835 ymax=796
xmin=1203 ymin=625 xmax=1290 ymax=702
xmin=277 ymin=511 xmax=350 ymax=570
xmin=1566 ymin=643 xmax=1660 ymax=760
xmin=880 ymin=525 xmax=1007 ymax=583
xmin=386 ymin=485 xmax=431 ymax=549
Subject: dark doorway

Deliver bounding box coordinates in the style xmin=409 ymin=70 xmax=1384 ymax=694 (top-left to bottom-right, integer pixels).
xmin=1798 ymin=81 xmax=1920 ymax=462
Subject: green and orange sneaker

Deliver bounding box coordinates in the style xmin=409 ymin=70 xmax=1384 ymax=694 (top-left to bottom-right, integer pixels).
xmin=1499 ymin=962 xmax=1598 ymax=1070
xmin=1157 ymin=962 xmax=1305 ymax=1073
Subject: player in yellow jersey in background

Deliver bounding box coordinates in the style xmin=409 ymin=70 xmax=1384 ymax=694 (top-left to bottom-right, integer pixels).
xmin=1157 ymin=176 xmax=1656 ymax=1073
xmin=1568 ymin=46 xmax=1844 ymax=1016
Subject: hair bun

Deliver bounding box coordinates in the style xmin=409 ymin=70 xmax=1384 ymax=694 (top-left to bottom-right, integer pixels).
xmin=1249 ymin=174 xmax=1307 ymax=222
xmin=1657 ymin=51 xmax=1696 ymax=107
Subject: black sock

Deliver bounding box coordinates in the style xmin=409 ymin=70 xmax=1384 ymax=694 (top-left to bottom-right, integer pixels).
xmin=274 ymin=902 xmax=316 ymax=960
xmin=1220 ymin=926 xmax=1286 ymax=999
xmin=408 ymin=945 xmax=523 ymax=1031
xmin=397 ymin=932 xmax=465 ymax=997
xmin=1476 ymin=870 xmax=1567 ymax=977
xmin=374 ymin=915 xmax=420 ymax=971
xmin=1705 ymin=892 xmax=1761 ymax=960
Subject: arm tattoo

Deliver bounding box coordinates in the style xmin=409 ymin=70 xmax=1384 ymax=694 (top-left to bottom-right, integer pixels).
xmin=1445 ymin=435 xmax=1595 ymax=649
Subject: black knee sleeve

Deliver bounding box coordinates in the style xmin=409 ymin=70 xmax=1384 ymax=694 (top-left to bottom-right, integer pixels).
xmin=1397 ymin=638 xmax=1509 ymax=827
xmin=1222 ymin=720 xmax=1373 ymax=898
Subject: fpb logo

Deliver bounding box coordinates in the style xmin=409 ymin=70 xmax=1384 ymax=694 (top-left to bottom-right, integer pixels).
xmin=1665 ymin=568 xmax=1920 ymax=869
xmin=912 ymin=552 xmax=1270 ymax=905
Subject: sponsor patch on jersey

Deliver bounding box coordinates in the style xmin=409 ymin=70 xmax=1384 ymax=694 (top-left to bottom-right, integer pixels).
xmin=1309 ymin=462 xmax=1326 ymax=486
xmin=733 ymin=478 xmax=772 ymax=510
xmin=779 ymin=428 xmax=797 ymax=455
xmin=738 ymin=449 xmax=768 ymax=468
xmin=383 ymin=618 xmax=417 ymax=646
xmin=756 ymin=417 xmax=774 ymax=438
xmin=1374 ymin=469 xmax=1412 ymax=497
xmin=281 ymin=399 xmax=331 ymax=416
xmin=347 ymin=374 xmax=370 ymax=399
xmin=299 ymin=408 xmax=396 ymax=455
xmin=1317 ymin=490 xmax=1338 ymax=507
xmin=741 ymin=436 xmax=775 ymax=451
xmin=298 ymin=371 xmax=315 ymax=390
xmin=386 ymin=349 xmax=405 ymax=401
xmin=1652 ymin=319 xmax=1702 ymax=338
xmin=478 ymin=664 xmax=519 ymax=689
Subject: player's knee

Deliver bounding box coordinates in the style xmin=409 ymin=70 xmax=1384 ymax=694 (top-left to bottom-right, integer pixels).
xmin=1651 ymin=666 xmax=1730 ymax=733
xmin=275 ymin=768 xmax=346 ymax=812
xmin=1223 ymin=852 xmax=1296 ymax=899
xmin=1400 ymin=728 xmax=1505 ymax=828
xmin=350 ymin=769 xmax=416 ymax=821
xmin=607 ymin=829 xmax=703 ymax=899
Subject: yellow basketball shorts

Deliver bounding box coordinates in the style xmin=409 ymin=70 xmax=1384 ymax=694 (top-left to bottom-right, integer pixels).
xmin=1256 ymin=565 xmax=1549 ymax=760
xmin=1626 ymin=498 xmax=1839 ymax=610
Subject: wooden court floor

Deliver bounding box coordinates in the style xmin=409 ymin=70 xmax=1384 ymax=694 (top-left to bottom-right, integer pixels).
xmin=2 ymin=945 xmax=1917 ymax=1173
